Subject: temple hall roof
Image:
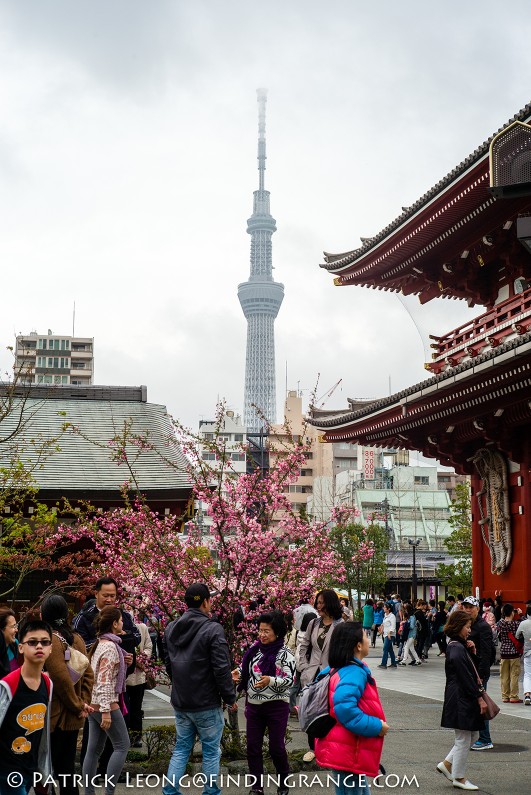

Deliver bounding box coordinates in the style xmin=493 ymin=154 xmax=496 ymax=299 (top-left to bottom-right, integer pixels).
xmin=0 ymin=384 xmax=192 ymax=496
xmin=320 ymin=102 xmax=531 ymax=306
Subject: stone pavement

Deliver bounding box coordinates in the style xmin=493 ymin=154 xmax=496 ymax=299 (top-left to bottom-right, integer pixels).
xmin=109 ymin=643 xmax=530 ymax=794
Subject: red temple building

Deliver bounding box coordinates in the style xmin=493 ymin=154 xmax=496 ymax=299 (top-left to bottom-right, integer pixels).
xmin=311 ymin=103 xmax=531 ymax=607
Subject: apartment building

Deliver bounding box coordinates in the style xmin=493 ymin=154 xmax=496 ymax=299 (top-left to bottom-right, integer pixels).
xmin=194 ymin=410 xmax=247 ymax=535
xmin=269 ymin=391 xmax=333 ymax=516
xmin=15 ymin=331 xmax=94 ymax=386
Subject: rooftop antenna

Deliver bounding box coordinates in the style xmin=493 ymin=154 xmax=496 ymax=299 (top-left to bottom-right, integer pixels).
xmin=257 ymin=87 xmax=267 ymax=192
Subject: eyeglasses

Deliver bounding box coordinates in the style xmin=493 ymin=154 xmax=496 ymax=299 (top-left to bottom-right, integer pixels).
xmin=21 ymin=639 xmax=52 ymax=647
xmin=258 ymin=629 xmax=274 ymax=635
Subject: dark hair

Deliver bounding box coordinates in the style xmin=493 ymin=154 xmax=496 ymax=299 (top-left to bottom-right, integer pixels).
xmin=18 ymin=619 xmax=52 ymax=643
xmin=0 ymin=608 xmax=16 ymax=632
xmin=438 ymin=601 xmax=446 ymax=610
xmin=94 ymin=606 xmax=121 ymax=635
xmin=365 ymin=598 xmax=373 ymax=606
xmin=41 ymin=594 xmax=74 ymax=645
xmin=89 ymin=607 xmax=122 ymax=660
xmin=447 ymin=595 xmax=455 ymax=602
xmin=456 ymin=593 xmax=464 ymax=602
xmin=258 ymin=610 xmax=286 ymax=639
xmin=443 ymin=609 xmax=472 ymax=639
xmin=526 ymin=605 xmax=531 ymax=617
xmin=314 ymin=589 xmax=343 ymax=620
xmin=95 ymin=577 xmax=118 ymax=592
xmin=328 ymin=621 xmax=364 ymax=668
xmin=429 ymin=599 xmax=435 ymax=607
xmin=502 ymin=603 xmax=514 ymax=618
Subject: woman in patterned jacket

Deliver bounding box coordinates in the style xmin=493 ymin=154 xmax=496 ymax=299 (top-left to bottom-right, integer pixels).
xmin=82 ymin=607 xmax=132 ymax=795
xmin=232 ymin=611 xmax=295 ymax=795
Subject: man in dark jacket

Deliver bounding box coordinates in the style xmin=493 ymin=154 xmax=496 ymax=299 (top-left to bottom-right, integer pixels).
xmin=462 ymin=595 xmax=495 ymax=751
xmin=73 ymin=576 xmax=140 ymax=774
xmin=163 ymin=583 xmax=236 ymax=795
xmin=73 ymin=575 xmax=141 ymax=651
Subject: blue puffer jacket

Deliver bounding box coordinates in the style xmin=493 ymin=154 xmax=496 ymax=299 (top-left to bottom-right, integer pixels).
xmin=315 ymin=659 xmax=385 ymax=777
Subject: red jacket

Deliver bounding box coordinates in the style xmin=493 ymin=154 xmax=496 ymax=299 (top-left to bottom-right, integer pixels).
xmin=315 ymin=661 xmax=385 ymax=778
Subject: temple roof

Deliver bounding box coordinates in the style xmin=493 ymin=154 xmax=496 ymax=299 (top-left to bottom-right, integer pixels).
xmin=321 ymin=102 xmax=531 ymax=304
xmin=310 ymin=329 xmax=531 ymax=432
xmin=0 ymin=384 xmax=192 ymax=496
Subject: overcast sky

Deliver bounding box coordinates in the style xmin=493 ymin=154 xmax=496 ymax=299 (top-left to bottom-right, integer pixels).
xmin=1 ymin=1 xmax=530 ymax=433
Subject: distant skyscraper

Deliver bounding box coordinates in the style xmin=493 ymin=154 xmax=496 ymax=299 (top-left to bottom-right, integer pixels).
xmin=238 ymin=89 xmax=284 ymax=432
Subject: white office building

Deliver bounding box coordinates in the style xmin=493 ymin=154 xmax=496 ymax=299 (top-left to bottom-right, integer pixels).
xmin=15 ymin=331 xmax=94 ymax=386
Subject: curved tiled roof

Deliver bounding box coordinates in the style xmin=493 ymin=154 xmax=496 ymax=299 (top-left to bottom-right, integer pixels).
xmin=0 ymin=390 xmax=192 ymax=493
xmin=309 ymin=330 xmax=531 ymax=429
xmin=321 ymin=102 xmax=531 ymax=272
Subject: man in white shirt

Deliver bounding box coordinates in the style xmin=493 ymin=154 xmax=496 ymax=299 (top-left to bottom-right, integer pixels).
xmin=377 ymin=602 xmax=398 ymax=669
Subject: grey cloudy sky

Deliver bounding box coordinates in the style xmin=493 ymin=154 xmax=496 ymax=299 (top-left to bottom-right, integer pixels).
xmin=1 ymin=0 xmax=530 ymax=430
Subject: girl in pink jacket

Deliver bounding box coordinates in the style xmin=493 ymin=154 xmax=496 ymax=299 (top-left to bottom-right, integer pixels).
xmin=315 ymin=622 xmax=389 ymax=795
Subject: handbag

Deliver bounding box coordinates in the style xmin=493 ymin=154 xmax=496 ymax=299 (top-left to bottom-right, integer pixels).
xmin=467 ymin=650 xmax=500 ymax=721
xmin=144 ymin=672 xmax=157 ymax=690
xmin=478 ymin=689 xmax=500 ymax=721
xmin=54 ymin=632 xmax=89 ymax=684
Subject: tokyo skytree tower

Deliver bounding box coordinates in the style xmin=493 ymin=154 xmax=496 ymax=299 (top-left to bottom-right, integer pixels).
xmin=238 ymin=89 xmax=284 ymax=432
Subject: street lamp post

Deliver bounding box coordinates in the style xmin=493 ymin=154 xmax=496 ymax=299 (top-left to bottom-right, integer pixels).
xmin=408 ymin=538 xmax=421 ymax=602
xmin=381 ymin=497 xmax=392 ymax=549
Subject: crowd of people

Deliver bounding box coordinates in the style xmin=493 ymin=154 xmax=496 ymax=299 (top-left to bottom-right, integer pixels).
xmin=0 ymin=582 xmax=530 ymax=795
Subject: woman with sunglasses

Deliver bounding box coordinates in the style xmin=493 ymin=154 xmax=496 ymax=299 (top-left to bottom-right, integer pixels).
xmin=0 ymin=608 xmax=20 ymax=680
xmin=232 ymin=611 xmax=295 ymax=795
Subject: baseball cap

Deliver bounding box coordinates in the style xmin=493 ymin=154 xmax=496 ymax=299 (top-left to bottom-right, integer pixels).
xmin=462 ymin=596 xmax=480 ymax=608
xmin=184 ymin=583 xmax=219 ymax=607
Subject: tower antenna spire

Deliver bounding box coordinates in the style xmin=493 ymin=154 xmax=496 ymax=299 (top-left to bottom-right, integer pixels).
xmin=257 ymin=88 xmax=267 ymax=192
xmin=238 ymin=90 xmax=284 ymax=432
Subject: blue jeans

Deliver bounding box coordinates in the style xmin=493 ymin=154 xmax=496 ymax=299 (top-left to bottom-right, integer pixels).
xmin=335 ymin=771 xmax=370 ymax=795
xmin=163 ymin=707 xmax=225 ymax=795
xmin=478 ymin=677 xmax=492 ymax=744
xmin=381 ymin=636 xmax=396 ymax=666
xmin=0 ymin=774 xmax=32 ymax=795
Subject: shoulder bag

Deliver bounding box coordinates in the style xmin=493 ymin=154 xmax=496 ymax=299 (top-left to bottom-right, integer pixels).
xmin=54 ymin=632 xmax=90 ymax=684
xmin=468 ymin=653 xmax=500 ymax=720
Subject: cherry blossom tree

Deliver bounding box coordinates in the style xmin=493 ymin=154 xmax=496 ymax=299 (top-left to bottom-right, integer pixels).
xmin=51 ymin=404 xmax=345 ymax=659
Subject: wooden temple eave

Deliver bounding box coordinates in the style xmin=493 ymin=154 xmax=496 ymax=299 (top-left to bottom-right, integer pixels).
xmin=314 ymin=334 xmax=531 ymax=472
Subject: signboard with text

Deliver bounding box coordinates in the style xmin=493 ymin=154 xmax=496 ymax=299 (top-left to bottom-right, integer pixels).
xmin=363 ymin=448 xmax=375 ymax=480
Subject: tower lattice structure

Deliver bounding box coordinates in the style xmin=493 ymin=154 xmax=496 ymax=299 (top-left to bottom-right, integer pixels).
xmin=238 ymin=89 xmax=284 ymax=432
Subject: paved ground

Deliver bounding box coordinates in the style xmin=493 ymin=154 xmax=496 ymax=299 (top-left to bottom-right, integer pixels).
xmin=111 ymin=643 xmax=530 ymax=793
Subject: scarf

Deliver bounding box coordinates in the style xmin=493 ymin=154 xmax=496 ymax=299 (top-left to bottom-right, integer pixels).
xmin=238 ymin=636 xmax=285 ymax=692
xmin=99 ymin=632 xmax=127 ymax=694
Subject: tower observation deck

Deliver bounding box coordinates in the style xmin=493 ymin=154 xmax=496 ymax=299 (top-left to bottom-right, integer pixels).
xmin=238 ymin=89 xmax=284 ymax=432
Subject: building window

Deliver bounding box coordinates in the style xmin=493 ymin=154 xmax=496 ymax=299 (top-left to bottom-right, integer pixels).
xmin=231 ymin=453 xmax=245 ymax=461
xmin=414 ymin=476 xmax=429 ymax=486
xmin=72 ymin=362 xmax=85 ymax=369
xmin=202 ymin=452 xmax=216 ymax=461
xmin=235 ymin=434 xmax=244 ymax=441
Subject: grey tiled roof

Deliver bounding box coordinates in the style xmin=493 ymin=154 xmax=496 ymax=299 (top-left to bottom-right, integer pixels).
xmin=0 ymin=387 xmax=192 ymax=494
xmin=321 ymin=102 xmax=531 ymax=271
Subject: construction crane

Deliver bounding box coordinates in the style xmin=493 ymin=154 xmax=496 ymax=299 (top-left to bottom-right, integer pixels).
xmin=314 ymin=378 xmax=343 ymax=409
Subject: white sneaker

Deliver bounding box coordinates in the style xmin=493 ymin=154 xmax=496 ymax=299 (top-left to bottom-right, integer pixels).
xmin=302 ymin=750 xmax=315 ymax=763
xmin=453 ymin=780 xmax=479 ymax=791
xmin=436 ymin=761 xmax=453 ymax=781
